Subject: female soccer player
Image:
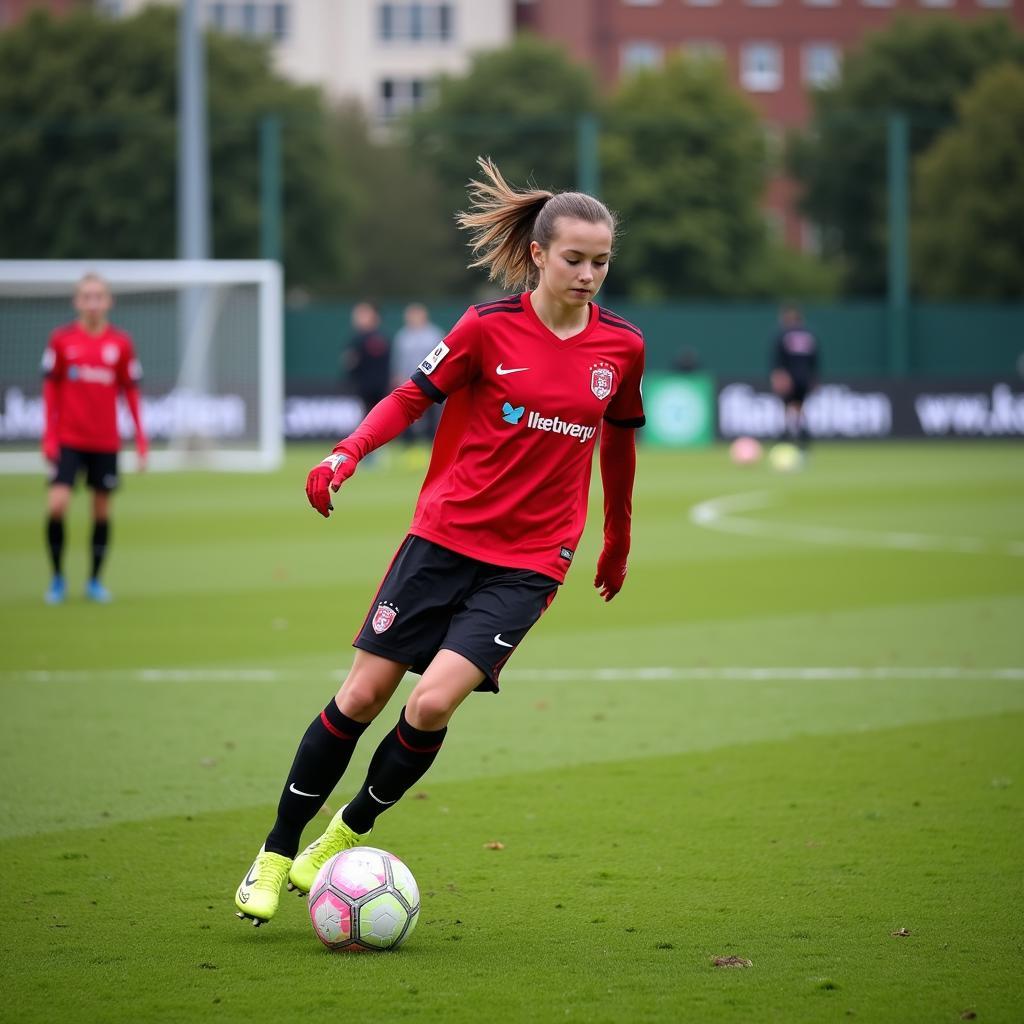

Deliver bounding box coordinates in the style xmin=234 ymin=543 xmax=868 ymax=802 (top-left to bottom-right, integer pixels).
xmin=236 ymin=159 xmax=645 ymax=925
xmin=41 ymin=273 xmax=148 ymax=604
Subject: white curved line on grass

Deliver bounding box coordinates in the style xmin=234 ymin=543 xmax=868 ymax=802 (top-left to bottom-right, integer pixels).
xmin=690 ymin=491 xmax=1022 ymax=557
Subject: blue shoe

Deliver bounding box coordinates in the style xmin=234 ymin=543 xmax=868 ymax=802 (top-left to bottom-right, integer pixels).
xmin=85 ymin=578 xmax=112 ymax=603
xmin=45 ymin=575 xmax=66 ymax=605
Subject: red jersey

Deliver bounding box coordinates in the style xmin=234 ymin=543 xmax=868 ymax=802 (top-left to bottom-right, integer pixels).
xmin=408 ymin=292 xmax=645 ymax=582
xmin=42 ymin=322 xmax=143 ymax=452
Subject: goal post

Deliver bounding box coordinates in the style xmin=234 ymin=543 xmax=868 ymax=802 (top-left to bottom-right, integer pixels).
xmin=0 ymin=260 xmax=284 ymax=472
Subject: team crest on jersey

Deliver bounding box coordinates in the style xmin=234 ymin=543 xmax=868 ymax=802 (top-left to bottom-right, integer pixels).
xmin=371 ymin=601 xmax=399 ymax=634
xmin=590 ymin=364 xmax=614 ymax=400
xmin=102 ymin=343 xmax=120 ymax=365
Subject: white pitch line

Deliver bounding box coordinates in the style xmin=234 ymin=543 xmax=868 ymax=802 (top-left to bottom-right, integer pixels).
xmin=690 ymin=491 xmax=1023 ymax=557
xmin=3 ymin=666 xmax=1023 ymax=684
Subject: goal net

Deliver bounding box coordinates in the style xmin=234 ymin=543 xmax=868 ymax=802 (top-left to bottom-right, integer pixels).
xmin=0 ymin=260 xmax=283 ymax=472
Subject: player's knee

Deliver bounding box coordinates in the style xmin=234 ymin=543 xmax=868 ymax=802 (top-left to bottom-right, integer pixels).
xmin=405 ymin=687 xmax=456 ymax=731
xmin=337 ymin=676 xmax=390 ymax=720
xmin=48 ymin=492 xmax=70 ymax=517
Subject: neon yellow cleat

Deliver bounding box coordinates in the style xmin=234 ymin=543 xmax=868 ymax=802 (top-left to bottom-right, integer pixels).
xmin=234 ymin=846 xmax=293 ymax=926
xmin=287 ymin=805 xmax=369 ymax=895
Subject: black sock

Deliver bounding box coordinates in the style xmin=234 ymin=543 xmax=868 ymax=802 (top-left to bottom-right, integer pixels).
xmin=343 ymin=707 xmax=447 ymax=834
xmin=91 ymin=519 xmax=110 ymax=580
xmin=265 ymin=701 xmax=370 ymax=858
xmin=46 ymin=516 xmax=64 ymax=576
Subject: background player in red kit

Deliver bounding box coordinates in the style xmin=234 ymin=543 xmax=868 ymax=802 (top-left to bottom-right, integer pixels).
xmin=41 ymin=273 xmax=148 ymax=604
xmin=236 ymin=159 xmax=645 ymax=925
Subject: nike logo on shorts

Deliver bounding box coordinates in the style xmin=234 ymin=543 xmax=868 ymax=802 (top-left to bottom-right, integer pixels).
xmin=496 ymin=364 xmax=530 ymax=376
xmin=288 ymin=783 xmax=320 ymax=798
xmin=494 ymin=633 xmax=515 ymax=648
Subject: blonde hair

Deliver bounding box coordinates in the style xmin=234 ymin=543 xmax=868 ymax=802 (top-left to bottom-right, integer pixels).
xmin=75 ymin=272 xmax=110 ymax=296
xmin=456 ymin=157 xmax=616 ymax=292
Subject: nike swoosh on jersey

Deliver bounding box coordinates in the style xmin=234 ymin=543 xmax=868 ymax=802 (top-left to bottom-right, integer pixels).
xmin=288 ymin=783 xmax=320 ymax=798
xmin=496 ymin=364 xmax=530 ymax=375
xmin=494 ymin=633 xmax=515 ymax=648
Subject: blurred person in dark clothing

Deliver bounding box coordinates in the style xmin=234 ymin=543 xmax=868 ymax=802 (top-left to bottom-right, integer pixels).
xmin=343 ymin=302 xmax=391 ymax=416
xmin=770 ymin=305 xmax=819 ymax=450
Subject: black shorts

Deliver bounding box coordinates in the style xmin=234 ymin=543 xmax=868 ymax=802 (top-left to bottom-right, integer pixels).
xmin=50 ymin=447 xmax=119 ymax=492
xmin=353 ymin=535 xmax=559 ymax=693
xmin=782 ymin=380 xmax=811 ymax=404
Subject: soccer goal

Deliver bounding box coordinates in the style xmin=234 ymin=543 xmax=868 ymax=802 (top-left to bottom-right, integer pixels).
xmin=0 ymin=260 xmax=283 ymax=472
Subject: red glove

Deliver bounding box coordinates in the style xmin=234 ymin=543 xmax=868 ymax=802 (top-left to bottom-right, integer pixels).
xmin=594 ymin=547 xmax=628 ymax=602
xmin=306 ymin=452 xmax=357 ymax=518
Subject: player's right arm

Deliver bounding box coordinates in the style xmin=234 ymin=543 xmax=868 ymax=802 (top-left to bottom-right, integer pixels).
xmin=305 ymin=308 xmax=481 ymax=518
xmin=40 ymin=334 xmax=64 ymax=463
xmin=305 ymin=381 xmax=434 ymax=517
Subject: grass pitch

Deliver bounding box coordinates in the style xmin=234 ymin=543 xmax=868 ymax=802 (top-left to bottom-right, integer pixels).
xmin=1 ymin=442 xmax=1022 ymax=1023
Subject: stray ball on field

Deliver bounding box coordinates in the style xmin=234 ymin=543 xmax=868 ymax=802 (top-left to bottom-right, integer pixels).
xmin=730 ymin=436 xmax=763 ymax=465
xmin=768 ymin=442 xmax=803 ymax=473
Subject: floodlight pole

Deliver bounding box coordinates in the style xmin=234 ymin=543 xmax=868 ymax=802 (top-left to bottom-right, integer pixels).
xmin=178 ymin=0 xmax=210 ymax=260
xmin=886 ymin=112 xmax=910 ymax=377
xmin=177 ymin=0 xmax=212 ymax=427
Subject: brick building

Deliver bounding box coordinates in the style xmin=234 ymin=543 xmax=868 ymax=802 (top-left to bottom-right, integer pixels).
xmin=516 ymin=0 xmax=1023 ymax=246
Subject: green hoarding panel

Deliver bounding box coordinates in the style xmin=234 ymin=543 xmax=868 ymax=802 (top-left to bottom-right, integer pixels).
xmin=643 ymin=372 xmax=715 ymax=447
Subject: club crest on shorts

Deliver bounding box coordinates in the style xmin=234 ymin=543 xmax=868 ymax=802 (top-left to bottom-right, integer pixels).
xmin=590 ymin=364 xmax=614 ymax=400
xmin=371 ymin=601 xmax=399 ymax=634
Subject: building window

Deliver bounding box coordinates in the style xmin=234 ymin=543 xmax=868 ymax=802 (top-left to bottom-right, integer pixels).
xmin=207 ymin=3 xmax=290 ymax=41
xmin=621 ymin=41 xmax=664 ymax=72
xmin=378 ymin=78 xmax=431 ymax=120
xmin=378 ymin=3 xmax=455 ymax=42
xmin=741 ymin=42 xmax=782 ymax=92
xmin=803 ymin=43 xmax=840 ymax=87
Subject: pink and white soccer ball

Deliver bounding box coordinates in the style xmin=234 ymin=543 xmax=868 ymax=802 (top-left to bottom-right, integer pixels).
xmin=730 ymin=436 xmax=763 ymax=465
xmin=308 ymin=846 xmax=419 ymax=952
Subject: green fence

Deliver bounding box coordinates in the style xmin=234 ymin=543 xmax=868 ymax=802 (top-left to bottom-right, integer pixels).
xmin=285 ymin=301 xmax=1024 ymax=388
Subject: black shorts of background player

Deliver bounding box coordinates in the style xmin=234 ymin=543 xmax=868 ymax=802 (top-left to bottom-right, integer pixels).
xmin=770 ymin=305 xmax=820 ymax=450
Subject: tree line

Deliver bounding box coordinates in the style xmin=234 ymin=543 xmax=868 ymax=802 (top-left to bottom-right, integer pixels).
xmin=0 ymin=7 xmax=1021 ymax=299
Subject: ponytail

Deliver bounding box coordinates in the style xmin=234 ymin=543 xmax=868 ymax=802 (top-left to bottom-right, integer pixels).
xmin=457 ymin=157 xmax=616 ymax=292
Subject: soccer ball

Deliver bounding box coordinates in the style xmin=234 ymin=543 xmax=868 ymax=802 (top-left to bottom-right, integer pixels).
xmin=768 ymin=442 xmax=803 ymax=473
xmin=308 ymin=846 xmax=419 ymax=952
xmin=729 ymin=436 xmax=763 ymax=465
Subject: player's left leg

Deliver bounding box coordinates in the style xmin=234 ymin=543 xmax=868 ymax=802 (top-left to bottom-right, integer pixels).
xmin=86 ymin=490 xmax=113 ymax=602
xmin=341 ymin=649 xmax=484 ymax=832
xmin=287 ymin=652 xmax=481 ymax=899
xmin=85 ymin=452 xmax=118 ymax=602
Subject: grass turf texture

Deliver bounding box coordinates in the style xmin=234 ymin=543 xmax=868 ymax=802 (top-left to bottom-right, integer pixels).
xmin=1 ymin=442 xmax=1022 ymax=1023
